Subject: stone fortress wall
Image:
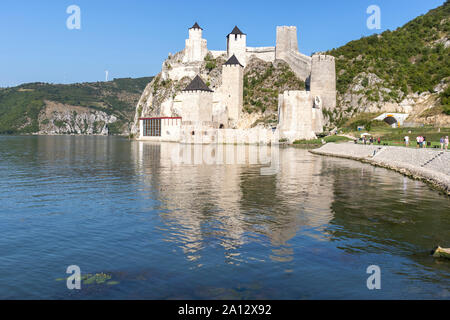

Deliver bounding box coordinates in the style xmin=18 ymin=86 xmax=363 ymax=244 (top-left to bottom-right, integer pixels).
xmin=246 ymin=47 xmax=276 ymax=63
xmin=175 ymin=90 xmax=214 ymax=123
xmin=275 ymin=26 xmax=312 ymax=81
xmin=310 ymin=54 xmax=337 ymax=111
xmin=278 ymin=91 xmax=319 ymax=142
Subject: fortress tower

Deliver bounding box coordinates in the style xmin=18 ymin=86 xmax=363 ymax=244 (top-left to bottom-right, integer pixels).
xmin=227 ymin=26 xmax=247 ymax=67
xmin=179 ymin=75 xmax=214 ymax=123
xmin=275 ymin=26 xmax=298 ymax=60
xmin=221 ymin=55 xmax=244 ymax=124
xmin=310 ymin=55 xmax=336 ymax=111
xmin=278 ymin=91 xmax=317 ymax=142
xmin=183 ymin=22 xmax=208 ymax=63
xmin=275 ymin=26 xmax=311 ymax=81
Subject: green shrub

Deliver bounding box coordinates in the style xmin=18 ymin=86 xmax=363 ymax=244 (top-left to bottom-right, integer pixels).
xmin=107 ymin=121 xmax=124 ymax=135
xmin=443 ymin=105 xmax=450 ymax=115
xmin=440 ymin=86 xmax=450 ymax=115
xmin=205 ymin=61 xmax=216 ymax=72
xmin=54 ymin=120 xmax=66 ymax=128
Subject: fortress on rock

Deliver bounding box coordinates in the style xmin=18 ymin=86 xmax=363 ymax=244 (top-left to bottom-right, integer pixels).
xmin=136 ymin=23 xmax=336 ymax=143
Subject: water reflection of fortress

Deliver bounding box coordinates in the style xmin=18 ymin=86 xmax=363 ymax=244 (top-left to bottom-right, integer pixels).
xmin=133 ymin=142 xmax=335 ymax=263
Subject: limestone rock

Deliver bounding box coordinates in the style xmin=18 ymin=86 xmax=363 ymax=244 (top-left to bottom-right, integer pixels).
xmin=38 ymin=100 xmax=117 ymax=135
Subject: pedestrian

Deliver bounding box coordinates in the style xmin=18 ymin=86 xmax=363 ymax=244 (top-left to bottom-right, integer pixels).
xmin=440 ymin=136 xmax=445 ymax=150
xmin=423 ymin=136 xmax=427 ymax=148
xmin=378 ymin=137 xmax=381 ymax=145
xmin=445 ymin=136 xmax=449 ymax=151
xmin=405 ymin=135 xmax=409 ymax=147
xmin=416 ymin=136 xmax=420 ymax=148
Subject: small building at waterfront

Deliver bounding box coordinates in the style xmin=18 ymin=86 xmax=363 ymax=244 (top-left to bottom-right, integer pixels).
xmin=139 ymin=117 xmax=182 ymax=142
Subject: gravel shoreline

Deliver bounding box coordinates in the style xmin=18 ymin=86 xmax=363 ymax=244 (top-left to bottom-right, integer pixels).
xmin=310 ymin=143 xmax=450 ymax=196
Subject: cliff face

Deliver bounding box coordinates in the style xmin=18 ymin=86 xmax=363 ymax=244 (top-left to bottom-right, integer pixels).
xmin=335 ymin=72 xmax=449 ymax=126
xmin=37 ymin=101 xmax=117 ymax=135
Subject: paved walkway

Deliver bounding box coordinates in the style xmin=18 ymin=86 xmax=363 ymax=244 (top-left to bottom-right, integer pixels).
xmin=310 ymin=143 xmax=450 ymax=195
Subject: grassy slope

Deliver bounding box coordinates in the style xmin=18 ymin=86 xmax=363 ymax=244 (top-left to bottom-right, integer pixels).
xmin=340 ymin=112 xmax=450 ymax=146
xmin=0 ymin=77 xmax=152 ymax=134
xmin=243 ymin=60 xmax=305 ymax=127
xmin=244 ymin=60 xmax=305 ymax=114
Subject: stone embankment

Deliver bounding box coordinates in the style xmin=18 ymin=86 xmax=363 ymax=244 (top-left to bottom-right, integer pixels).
xmin=310 ymin=143 xmax=450 ymax=195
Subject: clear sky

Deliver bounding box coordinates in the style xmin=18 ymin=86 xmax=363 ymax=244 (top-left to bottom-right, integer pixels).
xmin=0 ymin=0 xmax=445 ymax=87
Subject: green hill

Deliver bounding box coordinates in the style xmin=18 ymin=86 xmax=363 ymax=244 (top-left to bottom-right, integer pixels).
xmin=327 ymin=0 xmax=450 ymax=125
xmin=0 ymin=77 xmax=152 ymax=134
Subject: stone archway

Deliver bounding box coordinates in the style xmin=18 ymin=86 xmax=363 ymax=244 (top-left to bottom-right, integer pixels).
xmin=383 ymin=115 xmax=398 ymax=126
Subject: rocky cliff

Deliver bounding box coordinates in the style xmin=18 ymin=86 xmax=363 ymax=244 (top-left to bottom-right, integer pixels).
xmin=0 ymin=77 xmax=152 ymax=135
xmin=37 ymin=101 xmax=117 ymax=135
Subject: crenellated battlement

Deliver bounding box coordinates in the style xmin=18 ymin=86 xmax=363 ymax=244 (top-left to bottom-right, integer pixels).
xmin=282 ymin=90 xmax=311 ymax=97
xmin=312 ymin=54 xmax=335 ymax=62
xmin=182 ymin=90 xmax=213 ymax=94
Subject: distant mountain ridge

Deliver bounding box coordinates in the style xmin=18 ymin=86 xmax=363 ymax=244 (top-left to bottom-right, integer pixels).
xmin=0 ymin=77 xmax=152 ymax=135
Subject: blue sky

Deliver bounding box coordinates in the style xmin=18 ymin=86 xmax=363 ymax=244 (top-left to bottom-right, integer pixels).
xmin=0 ymin=0 xmax=445 ymax=87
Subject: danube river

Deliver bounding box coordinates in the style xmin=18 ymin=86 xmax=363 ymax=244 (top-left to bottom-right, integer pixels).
xmin=0 ymin=136 xmax=449 ymax=299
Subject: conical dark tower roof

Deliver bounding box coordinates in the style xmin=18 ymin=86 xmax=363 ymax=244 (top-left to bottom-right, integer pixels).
xmin=228 ymin=26 xmax=245 ymax=36
xmin=183 ymin=75 xmax=213 ymax=92
xmin=224 ymin=54 xmax=243 ymax=67
xmin=190 ymin=22 xmax=203 ymax=30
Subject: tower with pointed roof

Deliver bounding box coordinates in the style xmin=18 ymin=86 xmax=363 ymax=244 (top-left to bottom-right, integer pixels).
xmin=227 ymin=26 xmax=247 ymax=67
xmin=183 ymin=22 xmax=208 ymax=63
xmin=221 ymin=55 xmax=244 ymax=124
xmin=177 ymin=75 xmax=214 ymax=123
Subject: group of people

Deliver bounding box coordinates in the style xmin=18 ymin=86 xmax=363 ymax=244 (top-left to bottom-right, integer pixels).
xmin=415 ymin=136 xmax=428 ymax=148
xmin=403 ymin=135 xmax=449 ymax=150
xmin=360 ymin=136 xmax=381 ymax=145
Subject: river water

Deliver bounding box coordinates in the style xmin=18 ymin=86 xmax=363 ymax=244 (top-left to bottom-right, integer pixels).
xmin=0 ymin=136 xmax=449 ymax=299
